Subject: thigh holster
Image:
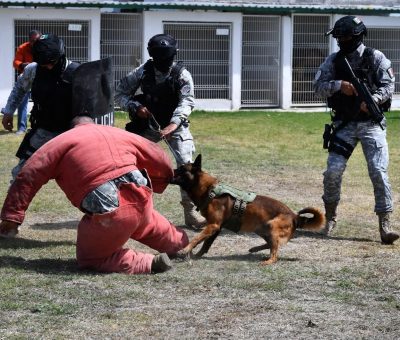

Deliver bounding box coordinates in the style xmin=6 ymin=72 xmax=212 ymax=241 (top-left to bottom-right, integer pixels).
xmin=328 ymin=135 xmax=354 ymax=159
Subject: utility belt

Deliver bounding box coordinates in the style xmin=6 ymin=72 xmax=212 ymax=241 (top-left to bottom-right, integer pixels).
xmin=81 ymin=169 xmax=150 ymax=214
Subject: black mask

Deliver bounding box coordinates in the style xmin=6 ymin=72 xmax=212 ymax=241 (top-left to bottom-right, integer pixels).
xmin=338 ymin=36 xmax=362 ymax=54
xmin=153 ymin=56 xmax=174 ymax=73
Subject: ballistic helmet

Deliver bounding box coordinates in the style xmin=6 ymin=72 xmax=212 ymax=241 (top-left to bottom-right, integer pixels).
xmin=147 ymin=34 xmax=177 ymax=60
xmin=325 ymin=16 xmax=367 ymax=38
xmin=32 ymin=34 xmax=65 ymax=65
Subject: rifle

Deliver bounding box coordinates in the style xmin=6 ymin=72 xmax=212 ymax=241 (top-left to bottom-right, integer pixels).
xmin=343 ymin=57 xmax=384 ymax=130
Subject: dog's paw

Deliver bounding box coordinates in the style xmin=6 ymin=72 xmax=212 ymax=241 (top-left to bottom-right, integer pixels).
xmin=175 ymin=249 xmax=192 ymax=261
xmin=260 ymin=258 xmax=277 ymax=266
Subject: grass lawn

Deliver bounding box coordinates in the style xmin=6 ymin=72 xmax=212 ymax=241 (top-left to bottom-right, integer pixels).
xmin=0 ymin=110 xmax=399 ymax=339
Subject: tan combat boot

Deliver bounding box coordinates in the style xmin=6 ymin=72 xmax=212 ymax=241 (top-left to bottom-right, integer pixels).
xmin=378 ymin=212 xmax=399 ymax=245
xmin=322 ymin=202 xmax=338 ymax=236
xmin=180 ymin=196 xmax=206 ymax=230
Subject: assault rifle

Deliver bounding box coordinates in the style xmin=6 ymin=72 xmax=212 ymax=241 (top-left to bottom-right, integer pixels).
xmin=343 ymin=57 xmax=384 ymax=130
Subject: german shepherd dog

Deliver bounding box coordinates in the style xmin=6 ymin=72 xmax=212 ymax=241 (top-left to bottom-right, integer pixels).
xmin=171 ymin=155 xmax=325 ymax=265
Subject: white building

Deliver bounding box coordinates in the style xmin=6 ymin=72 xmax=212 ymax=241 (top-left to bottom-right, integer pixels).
xmin=1 ymin=0 xmax=400 ymax=110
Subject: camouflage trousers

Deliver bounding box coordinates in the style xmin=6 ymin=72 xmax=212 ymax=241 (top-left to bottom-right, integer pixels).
xmin=322 ymin=118 xmax=392 ymax=213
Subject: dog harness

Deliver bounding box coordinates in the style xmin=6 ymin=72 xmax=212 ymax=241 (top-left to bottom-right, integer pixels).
xmin=198 ymin=183 xmax=257 ymax=233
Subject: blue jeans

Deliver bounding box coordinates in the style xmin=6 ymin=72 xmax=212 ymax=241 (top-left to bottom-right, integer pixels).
xmin=17 ymin=92 xmax=29 ymax=132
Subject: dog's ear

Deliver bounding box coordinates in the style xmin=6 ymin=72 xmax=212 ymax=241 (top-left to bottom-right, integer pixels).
xmin=193 ymin=154 xmax=202 ymax=169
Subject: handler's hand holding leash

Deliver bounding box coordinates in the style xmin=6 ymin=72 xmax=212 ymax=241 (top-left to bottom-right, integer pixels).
xmin=149 ymin=114 xmax=180 ymax=160
xmin=160 ymin=123 xmax=178 ymax=139
xmin=136 ymin=105 xmax=152 ymax=119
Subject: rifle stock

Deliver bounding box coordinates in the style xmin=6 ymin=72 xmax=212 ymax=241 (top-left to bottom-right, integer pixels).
xmin=343 ymin=57 xmax=384 ymax=129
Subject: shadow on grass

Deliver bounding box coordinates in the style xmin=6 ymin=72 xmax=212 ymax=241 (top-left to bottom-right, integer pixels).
xmin=188 ymin=252 xmax=299 ymax=263
xmin=0 ymin=131 xmax=15 ymax=136
xmin=0 ymin=237 xmax=75 ymax=249
xmin=0 ymin=255 xmax=81 ymax=274
xmin=295 ymin=229 xmax=377 ymax=243
xmin=30 ymin=220 xmax=79 ymax=230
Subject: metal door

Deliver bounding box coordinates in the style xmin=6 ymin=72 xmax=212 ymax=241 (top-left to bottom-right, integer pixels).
xmin=292 ymin=15 xmax=330 ymax=105
xmin=101 ymin=13 xmax=143 ymax=90
xmin=164 ymin=22 xmax=231 ymax=99
xmin=241 ymin=15 xmax=280 ymax=107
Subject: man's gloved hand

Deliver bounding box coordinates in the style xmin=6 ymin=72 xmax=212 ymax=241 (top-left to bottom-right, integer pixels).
xmin=2 ymin=114 xmax=13 ymax=131
xmin=136 ymin=105 xmax=152 ymax=119
xmin=340 ymin=80 xmax=358 ymax=96
xmin=0 ymin=220 xmax=19 ymax=238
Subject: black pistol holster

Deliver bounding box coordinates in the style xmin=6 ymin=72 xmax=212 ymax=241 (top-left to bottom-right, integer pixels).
xmin=15 ymin=128 xmax=36 ymax=159
xmin=323 ymin=123 xmax=332 ymax=150
xmin=322 ymin=120 xmax=354 ymax=159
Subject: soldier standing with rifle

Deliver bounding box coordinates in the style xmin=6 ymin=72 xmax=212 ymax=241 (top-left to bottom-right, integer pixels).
xmin=314 ymin=15 xmax=399 ymax=244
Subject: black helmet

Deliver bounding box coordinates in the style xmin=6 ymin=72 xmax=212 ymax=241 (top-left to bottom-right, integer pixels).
xmin=325 ymin=16 xmax=367 ymax=38
xmin=32 ymin=34 xmax=65 ymax=65
xmin=147 ymin=34 xmax=177 ymax=60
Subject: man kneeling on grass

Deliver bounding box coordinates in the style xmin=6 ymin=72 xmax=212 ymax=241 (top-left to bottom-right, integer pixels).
xmin=0 ymin=116 xmax=188 ymax=274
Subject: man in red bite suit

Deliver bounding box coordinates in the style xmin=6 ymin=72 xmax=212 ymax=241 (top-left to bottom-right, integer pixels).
xmin=0 ymin=116 xmax=188 ymax=274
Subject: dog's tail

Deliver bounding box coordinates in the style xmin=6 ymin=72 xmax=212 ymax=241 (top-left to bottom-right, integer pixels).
xmin=296 ymin=207 xmax=325 ymax=231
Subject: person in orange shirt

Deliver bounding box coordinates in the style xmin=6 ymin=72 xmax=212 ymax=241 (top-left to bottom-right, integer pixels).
xmin=12 ymin=30 xmax=41 ymax=134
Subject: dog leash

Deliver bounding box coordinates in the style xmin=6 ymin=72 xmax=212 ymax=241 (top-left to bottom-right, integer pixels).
xmin=148 ymin=114 xmax=180 ymax=161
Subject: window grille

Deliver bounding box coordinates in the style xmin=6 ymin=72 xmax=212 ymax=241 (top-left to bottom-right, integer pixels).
xmin=364 ymin=28 xmax=400 ymax=95
xmin=164 ymin=22 xmax=231 ymax=99
xmin=15 ymin=19 xmax=89 ymax=65
xmin=100 ymin=13 xmax=142 ymax=91
xmin=292 ymin=15 xmax=330 ymax=105
xmin=241 ymin=15 xmax=280 ymax=107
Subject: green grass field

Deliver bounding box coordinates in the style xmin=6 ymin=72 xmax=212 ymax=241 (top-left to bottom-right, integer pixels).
xmin=0 ymin=110 xmax=399 ymax=338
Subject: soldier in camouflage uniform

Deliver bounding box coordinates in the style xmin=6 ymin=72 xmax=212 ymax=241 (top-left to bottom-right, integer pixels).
xmin=115 ymin=33 xmax=206 ymax=229
xmin=314 ymin=15 xmax=398 ymax=244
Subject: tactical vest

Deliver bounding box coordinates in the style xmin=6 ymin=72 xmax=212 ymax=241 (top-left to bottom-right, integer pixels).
xmin=31 ymin=61 xmax=80 ymax=132
xmin=328 ymin=48 xmax=375 ymax=122
xmin=138 ymin=60 xmax=185 ymax=128
xmin=199 ymin=184 xmax=257 ymax=233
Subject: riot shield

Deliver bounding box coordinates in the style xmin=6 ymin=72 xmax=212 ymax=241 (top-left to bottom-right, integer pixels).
xmin=71 ymin=57 xmax=114 ymax=123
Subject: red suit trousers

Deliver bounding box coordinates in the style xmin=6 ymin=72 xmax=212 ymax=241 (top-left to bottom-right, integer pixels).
xmin=76 ymin=183 xmax=188 ymax=274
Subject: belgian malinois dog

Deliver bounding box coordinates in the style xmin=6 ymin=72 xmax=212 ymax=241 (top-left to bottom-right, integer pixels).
xmin=171 ymin=155 xmax=325 ymax=265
